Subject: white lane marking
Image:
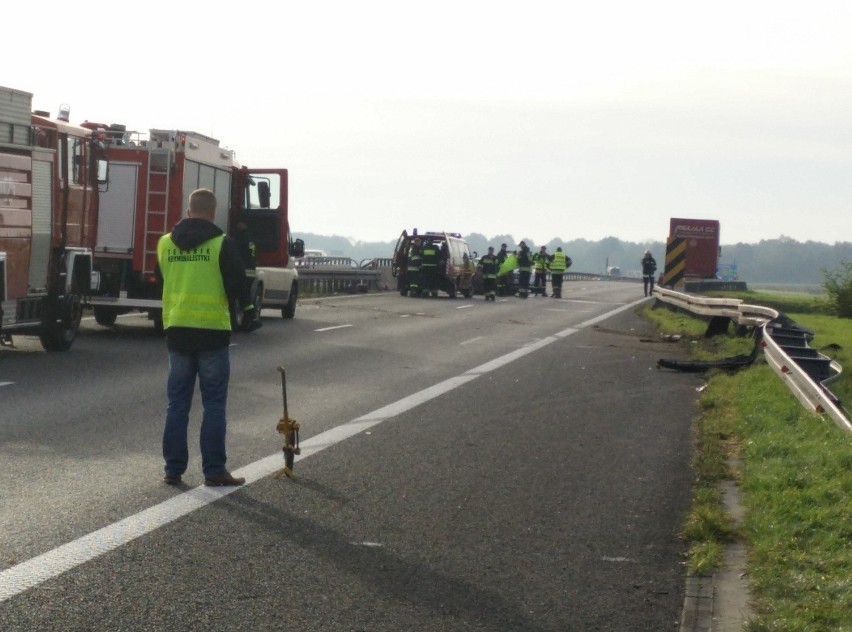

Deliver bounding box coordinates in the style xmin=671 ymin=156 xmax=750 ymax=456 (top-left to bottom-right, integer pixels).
xmin=0 ymin=297 xmax=647 ymax=604
xmin=459 ymin=336 xmax=484 ymax=346
xmin=455 ymin=304 xmax=474 ymax=309
xmin=0 ymin=382 xmax=13 ymax=388
xmin=314 ymin=324 xmax=353 ymax=332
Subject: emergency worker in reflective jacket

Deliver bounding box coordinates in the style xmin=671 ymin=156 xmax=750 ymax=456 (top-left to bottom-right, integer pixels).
xmin=532 ymin=245 xmax=549 ymax=296
xmin=478 ymin=246 xmax=499 ymax=301
xmin=516 ymin=241 xmax=533 ymax=298
xmin=232 ymin=218 xmax=261 ymax=331
xmin=407 ymin=238 xmax=422 ymax=296
xmin=420 ymin=240 xmax=440 ymax=297
xmin=155 ymin=188 xmax=253 ymax=487
xmin=496 ymin=243 xmax=510 ymax=296
xmin=549 ymin=247 xmax=571 ymax=298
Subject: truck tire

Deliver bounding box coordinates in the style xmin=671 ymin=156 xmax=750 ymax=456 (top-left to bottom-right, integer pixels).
xmin=39 ymin=293 xmax=82 ymax=352
xmin=282 ymin=283 xmax=298 ymax=319
xmin=253 ymin=282 xmax=264 ymax=316
xmin=93 ymin=306 xmax=118 ymax=327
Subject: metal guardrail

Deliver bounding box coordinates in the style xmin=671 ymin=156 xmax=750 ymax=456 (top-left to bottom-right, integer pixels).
xmin=297 ymin=267 xmax=382 ymax=295
xmin=653 ymin=287 xmax=852 ymax=434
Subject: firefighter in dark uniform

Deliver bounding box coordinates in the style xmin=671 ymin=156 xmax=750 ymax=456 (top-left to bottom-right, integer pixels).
xmin=233 ymin=218 xmax=261 ymax=331
xmin=549 ymin=246 xmax=570 ymax=298
xmin=496 ymin=243 xmax=510 ymax=296
xmin=532 ymin=245 xmax=549 ymax=296
xmin=516 ymin=241 xmax=532 ymax=298
xmin=642 ymin=250 xmax=658 ymax=297
xmin=407 ymin=238 xmax=422 ymax=296
xmin=420 ymin=239 xmax=439 ymax=297
xmin=479 ymin=246 xmax=499 ymax=301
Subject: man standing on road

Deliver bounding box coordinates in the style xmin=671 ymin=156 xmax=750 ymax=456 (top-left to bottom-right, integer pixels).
xmin=420 ymin=239 xmax=439 ymax=297
xmin=496 ymin=242 xmax=510 ymax=296
xmin=479 ymin=246 xmax=499 ymax=301
xmin=549 ymin=246 xmax=570 ymax=298
xmin=516 ymin=241 xmax=533 ymax=298
xmin=642 ymin=249 xmax=658 ymax=297
xmin=232 ymin=217 xmax=262 ymax=331
xmin=406 ymin=237 xmax=422 ymax=296
xmin=532 ymin=245 xmax=549 ymax=296
xmin=156 ymin=188 xmax=253 ymax=487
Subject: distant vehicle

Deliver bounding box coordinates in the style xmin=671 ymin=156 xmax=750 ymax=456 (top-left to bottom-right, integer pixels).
xmin=391 ymin=230 xmax=475 ymax=298
xmin=300 ymin=248 xmax=328 ymax=258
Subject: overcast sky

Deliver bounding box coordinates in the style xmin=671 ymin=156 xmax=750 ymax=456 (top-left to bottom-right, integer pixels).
xmin=5 ymin=1 xmax=851 ymax=246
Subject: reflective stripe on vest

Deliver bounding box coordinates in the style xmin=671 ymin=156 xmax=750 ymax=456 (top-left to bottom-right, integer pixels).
xmin=157 ymin=234 xmax=231 ymax=330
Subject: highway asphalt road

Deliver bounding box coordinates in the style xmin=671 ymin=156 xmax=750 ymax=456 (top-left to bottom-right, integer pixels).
xmin=0 ymin=281 xmax=702 ymax=631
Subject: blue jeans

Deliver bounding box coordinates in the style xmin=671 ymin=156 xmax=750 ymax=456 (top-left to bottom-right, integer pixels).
xmin=163 ymin=347 xmax=230 ymax=479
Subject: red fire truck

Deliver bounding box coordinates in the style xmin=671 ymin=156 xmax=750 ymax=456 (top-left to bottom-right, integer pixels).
xmin=1 ymin=86 xmax=107 ymax=351
xmin=81 ymin=124 xmax=303 ymax=330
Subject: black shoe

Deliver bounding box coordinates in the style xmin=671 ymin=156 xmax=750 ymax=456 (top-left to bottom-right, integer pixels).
xmin=245 ymin=319 xmax=263 ymax=332
xmin=204 ymin=471 xmax=246 ymax=487
xmin=163 ymin=474 xmax=182 ymax=485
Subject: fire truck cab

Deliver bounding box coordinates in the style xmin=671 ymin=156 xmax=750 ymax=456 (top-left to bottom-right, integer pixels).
xmin=83 ymin=125 xmax=302 ymax=329
xmin=1 ymin=86 xmax=107 ymax=350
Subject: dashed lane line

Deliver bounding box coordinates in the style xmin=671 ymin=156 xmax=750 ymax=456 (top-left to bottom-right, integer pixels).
xmin=314 ymin=324 xmax=353 ymax=332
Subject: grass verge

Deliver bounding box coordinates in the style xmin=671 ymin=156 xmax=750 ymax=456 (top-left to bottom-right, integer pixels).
xmin=643 ymin=296 xmax=852 ymax=630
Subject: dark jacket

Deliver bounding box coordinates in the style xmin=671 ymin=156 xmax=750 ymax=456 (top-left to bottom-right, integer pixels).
xmin=155 ymin=217 xmax=249 ymax=352
xmin=642 ymin=255 xmax=657 ymax=276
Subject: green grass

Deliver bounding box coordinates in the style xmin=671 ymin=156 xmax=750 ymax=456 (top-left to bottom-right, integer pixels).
xmin=642 ymin=291 xmax=852 ymax=630
xmin=705 ymin=289 xmax=836 ymax=316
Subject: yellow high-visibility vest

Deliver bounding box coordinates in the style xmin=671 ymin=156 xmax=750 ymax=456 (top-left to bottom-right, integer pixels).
xmin=157 ymin=234 xmax=231 ymax=330
xmin=550 ymin=251 xmax=567 ymax=272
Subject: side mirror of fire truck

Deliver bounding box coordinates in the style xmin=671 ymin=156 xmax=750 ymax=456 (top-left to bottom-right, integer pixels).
xmin=96 ymin=158 xmax=109 ymax=191
xmin=290 ymin=238 xmax=305 ymax=259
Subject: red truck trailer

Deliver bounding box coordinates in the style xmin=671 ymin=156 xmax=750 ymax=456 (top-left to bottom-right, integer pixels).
xmin=669 ymin=217 xmax=721 ymax=279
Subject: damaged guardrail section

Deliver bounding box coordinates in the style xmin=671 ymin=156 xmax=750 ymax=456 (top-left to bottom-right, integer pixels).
xmin=653 ymin=287 xmax=852 ymax=435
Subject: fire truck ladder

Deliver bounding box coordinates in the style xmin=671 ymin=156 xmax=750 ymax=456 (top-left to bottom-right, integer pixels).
xmin=143 ymin=145 xmax=173 ymax=275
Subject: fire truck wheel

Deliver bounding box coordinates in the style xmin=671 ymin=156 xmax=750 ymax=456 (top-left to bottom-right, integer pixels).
xmin=39 ymin=294 xmax=82 ymax=352
xmin=282 ymin=283 xmax=298 ymax=319
xmin=94 ymin=307 xmax=118 ymax=327
xmin=253 ymin=283 xmax=265 ymax=315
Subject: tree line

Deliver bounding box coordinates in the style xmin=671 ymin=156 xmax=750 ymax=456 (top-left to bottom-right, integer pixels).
xmin=293 ymin=232 xmax=852 ymax=287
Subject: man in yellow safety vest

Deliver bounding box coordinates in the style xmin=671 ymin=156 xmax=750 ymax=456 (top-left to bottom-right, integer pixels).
xmin=549 ymin=246 xmax=571 ymax=298
xmin=156 ymin=188 xmax=254 ymax=487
